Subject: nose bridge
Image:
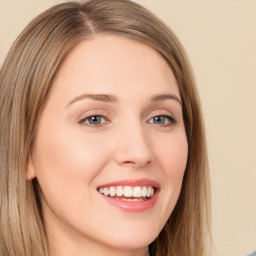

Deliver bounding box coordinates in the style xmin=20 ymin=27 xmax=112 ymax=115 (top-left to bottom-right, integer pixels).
xmin=114 ymin=116 xmax=153 ymax=168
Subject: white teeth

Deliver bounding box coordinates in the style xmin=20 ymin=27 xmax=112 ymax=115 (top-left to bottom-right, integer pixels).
xmin=141 ymin=186 xmax=147 ymax=197
xmin=103 ymin=187 xmax=109 ymax=196
xmin=116 ymin=186 xmax=123 ymax=196
xmin=133 ymin=186 xmax=142 ymax=197
xmin=99 ymin=187 xmax=104 ymax=194
xmin=109 ymin=186 xmax=115 ymax=197
xmin=124 ymin=186 xmax=133 ymax=197
xmin=122 ymin=198 xmax=144 ymax=202
xmin=98 ymin=185 xmax=156 ymax=198
xmin=147 ymin=187 xmax=152 ymax=197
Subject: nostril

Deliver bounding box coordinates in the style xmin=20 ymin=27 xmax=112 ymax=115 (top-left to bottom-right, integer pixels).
xmin=120 ymin=159 xmax=151 ymax=168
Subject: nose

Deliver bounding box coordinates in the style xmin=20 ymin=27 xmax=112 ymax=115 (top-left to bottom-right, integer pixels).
xmin=114 ymin=123 xmax=153 ymax=169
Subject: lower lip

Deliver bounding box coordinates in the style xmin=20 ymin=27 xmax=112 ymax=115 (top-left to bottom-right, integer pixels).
xmin=99 ymin=191 xmax=159 ymax=213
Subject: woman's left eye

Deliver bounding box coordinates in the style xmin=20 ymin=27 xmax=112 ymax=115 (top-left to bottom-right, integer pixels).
xmin=79 ymin=115 xmax=107 ymax=126
xmin=148 ymin=115 xmax=176 ymax=126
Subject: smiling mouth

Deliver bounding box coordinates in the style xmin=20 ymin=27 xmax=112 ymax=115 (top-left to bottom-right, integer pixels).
xmin=97 ymin=186 xmax=155 ymax=201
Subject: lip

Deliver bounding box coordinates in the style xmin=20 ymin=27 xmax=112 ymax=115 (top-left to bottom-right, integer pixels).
xmin=97 ymin=178 xmax=160 ymax=213
xmin=97 ymin=178 xmax=160 ymax=188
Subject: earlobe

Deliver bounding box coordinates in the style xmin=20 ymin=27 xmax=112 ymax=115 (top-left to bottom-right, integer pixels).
xmin=26 ymin=157 xmax=36 ymax=180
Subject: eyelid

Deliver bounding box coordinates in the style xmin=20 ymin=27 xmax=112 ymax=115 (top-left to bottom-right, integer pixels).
xmin=147 ymin=108 xmax=176 ymax=119
xmin=146 ymin=108 xmax=178 ymax=129
xmin=77 ymin=110 xmax=110 ymax=127
xmin=149 ymin=114 xmax=176 ymax=124
xmin=79 ymin=115 xmax=107 ymax=125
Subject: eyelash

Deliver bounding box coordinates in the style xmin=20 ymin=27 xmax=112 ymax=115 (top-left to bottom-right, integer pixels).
xmin=78 ymin=113 xmax=177 ymax=128
xmin=78 ymin=115 xmax=108 ymax=127
xmin=148 ymin=114 xmax=177 ymax=127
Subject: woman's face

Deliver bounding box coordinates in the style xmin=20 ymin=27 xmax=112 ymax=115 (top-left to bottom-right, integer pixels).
xmin=28 ymin=36 xmax=188 ymax=255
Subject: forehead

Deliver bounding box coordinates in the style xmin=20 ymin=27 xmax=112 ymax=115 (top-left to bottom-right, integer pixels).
xmin=52 ymin=35 xmax=179 ymax=99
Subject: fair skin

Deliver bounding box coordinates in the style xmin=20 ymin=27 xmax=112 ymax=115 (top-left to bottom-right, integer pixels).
xmin=28 ymin=36 xmax=188 ymax=256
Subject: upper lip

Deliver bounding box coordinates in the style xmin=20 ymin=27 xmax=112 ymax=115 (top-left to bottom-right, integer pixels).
xmin=97 ymin=178 xmax=160 ymax=189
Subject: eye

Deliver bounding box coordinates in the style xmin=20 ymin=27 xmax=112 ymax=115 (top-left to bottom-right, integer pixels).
xmin=148 ymin=115 xmax=176 ymax=126
xmin=79 ymin=115 xmax=107 ymax=126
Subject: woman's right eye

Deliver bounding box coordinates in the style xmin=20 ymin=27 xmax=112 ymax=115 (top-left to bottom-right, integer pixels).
xmin=78 ymin=115 xmax=107 ymax=126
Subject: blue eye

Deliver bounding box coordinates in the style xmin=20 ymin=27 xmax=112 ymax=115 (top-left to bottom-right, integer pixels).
xmin=149 ymin=115 xmax=176 ymax=126
xmin=79 ymin=115 xmax=106 ymax=125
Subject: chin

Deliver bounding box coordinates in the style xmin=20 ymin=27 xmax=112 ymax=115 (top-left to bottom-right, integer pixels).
xmin=99 ymin=226 xmax=159 ymax=250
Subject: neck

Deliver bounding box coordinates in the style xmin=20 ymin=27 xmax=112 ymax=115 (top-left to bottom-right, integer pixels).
xmin=49 ymin=242 xmax=149 ymax=256
xmin=48 ymin=230 xmax=150 ymax=256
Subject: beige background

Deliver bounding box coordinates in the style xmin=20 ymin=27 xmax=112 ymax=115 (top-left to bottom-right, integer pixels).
xmin=0 ymin=0 xmax=255 ymax=255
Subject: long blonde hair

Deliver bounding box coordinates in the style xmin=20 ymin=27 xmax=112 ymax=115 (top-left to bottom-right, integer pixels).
xmin=0 ymin=1 xmax=211 ymax=255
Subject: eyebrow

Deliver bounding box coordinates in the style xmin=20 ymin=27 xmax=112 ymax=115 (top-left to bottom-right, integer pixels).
xmin=150 ymin=94 xmax=182 ymax=106
xmin=66 ymin=93 xmax=182 ymax=108
xmin=66 ymin=94 xmax=118 ymax=108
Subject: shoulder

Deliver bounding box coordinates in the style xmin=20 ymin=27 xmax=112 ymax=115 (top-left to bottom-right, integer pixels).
xmin=246 ymin=251 xmax=256 ymax=256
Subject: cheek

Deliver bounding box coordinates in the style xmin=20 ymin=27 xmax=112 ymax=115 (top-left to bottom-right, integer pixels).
xmin=154 ymin=131 xmax=188 ymax=214
xmin=32 ymin=129 xmax=116 ymax=235
xmin=157 ymin=131 xmax=188 ymax=177
xmin=33 ymin=128 xmax=112 ymax=207
xmin=35 ymin=127 xmax=108 ymax=176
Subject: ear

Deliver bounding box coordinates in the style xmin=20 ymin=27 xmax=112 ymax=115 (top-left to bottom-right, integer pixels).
xmin=26 ymin=156 xmax=37 ymax=180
